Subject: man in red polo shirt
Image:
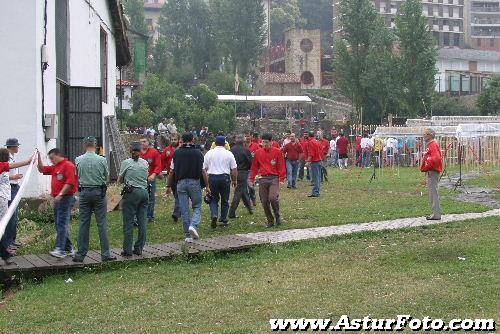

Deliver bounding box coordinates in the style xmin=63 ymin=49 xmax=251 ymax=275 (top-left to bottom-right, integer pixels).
xmin=420 ymin=128 xmax=443 ymax=220
xmin=250 ymin=133 xmax=286 ymax=228
xmin=248 ymin=132 xmax=262 ymax=156
xmin=37 ymin=149 xmax=78 ymax=258
xmin=298 ymin=132 xmax=310 ymax=181
xmin=160 ymin=133 xmax=181 ymax=222
xmin=307 ymin=131 xmax=324 ymax=197
xmin=317 ymin=132 xmax=330 ymax=182
xmin=336 ymin=133 xmax=350 ymax=168
xmin=139 ymin=135 xmax=162 ymax=223
xmin=282 ymin=133 xmax=302 ymax=189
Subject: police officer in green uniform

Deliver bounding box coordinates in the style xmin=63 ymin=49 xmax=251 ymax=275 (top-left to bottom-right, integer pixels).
xmin=118 ymin=141 xmax=149 ymax=256
xmin=73 ymin=137 xmax=116 ymax=262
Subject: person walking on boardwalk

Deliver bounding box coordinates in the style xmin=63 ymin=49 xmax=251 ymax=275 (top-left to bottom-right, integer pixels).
xmin=249 ymin=133 xmax=286 ymax=228
xmin=118 ymin=142 xmax=149 ymax=257
xmin=228 ymin=135 xmax=254 ymax=219
xmin=204 ymin=135 xmax=237 ymax=228
xmin=73 ymin=137 xmax=116 ymax=263
xmin=37 ymin=149 xmax=78 ymax=258
xmin=166 ymin=133 xmax=210 ymax=242
xmin=4 ymin=138 xmax=23 ymax=252
xmin=139 ymin=135 xmax=162 ymax=223
xmin=420 ymin=129 xmax=443 ymax=221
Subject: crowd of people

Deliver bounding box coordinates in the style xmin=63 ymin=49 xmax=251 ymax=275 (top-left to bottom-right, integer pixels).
xmin=0 ymin=123 xmax=444 ymax=264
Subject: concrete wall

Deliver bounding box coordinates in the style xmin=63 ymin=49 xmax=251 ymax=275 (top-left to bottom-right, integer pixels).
xmin=435 ymin=57 xmax=500 ymax=92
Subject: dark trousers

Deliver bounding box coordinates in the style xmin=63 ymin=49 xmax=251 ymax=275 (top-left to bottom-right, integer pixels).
xmin=298 ymin=159 xmax=310 ymax=180
xmin=4 ymin=184 xmax=20 ymax=246
xmin=147 ymin=179 xmax=156 ymax=220
xmin=320 ymin=161 xmax=328 ymax=182
xmin=229 ymin=170 xmax=252 ymax=216
xmin=247 ymin=174 xmax=256 ymax=203
xmin=259 ymin=175 xmax=280 ymax=223
xmin=122 ymin=187 xmax=148 ymax=254
xmin=54 ymin=195 xmax=75 ymax=252
xmin=77 ymin=188 xmax=111 ymax=259
xmin=209 ymin=174 xmax=231 ymax=223
xmin=171 ymin=183 xmax=181 ymax=219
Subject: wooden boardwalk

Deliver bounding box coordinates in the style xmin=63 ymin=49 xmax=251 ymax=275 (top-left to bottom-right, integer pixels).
xmin=1 ymin=208 xmax=498 ymax=275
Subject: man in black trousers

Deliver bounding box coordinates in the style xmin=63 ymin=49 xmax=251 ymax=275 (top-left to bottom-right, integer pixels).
xmin=228 ymin=135 xmax=254 ymax=218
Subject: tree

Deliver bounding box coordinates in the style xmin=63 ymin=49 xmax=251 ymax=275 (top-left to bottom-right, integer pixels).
xmin=189 ymin=84 xmax=218 ymax=111
xmin=269 ymin=0 xmax=302 ymax=43
xmin=333 ymin=0 xmax=381 ymax=122
xmin=395 ymin=0 xmax=437 ymax=117
xmin=432 ymin=94 xmax=480 ymax=116
xmin=477 ymin=76 xmax=500 ymax=115
xmin=158 ymin=0 xmax=191 ymax=67
xmin=123 ymin=0 xmax=148 ymax=35
xmin=298 ymin=0 xmax=333 ymax=32
xmin=212 ymin=0 xmax=266 ymax=76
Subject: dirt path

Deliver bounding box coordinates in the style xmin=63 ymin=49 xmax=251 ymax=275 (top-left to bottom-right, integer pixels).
xmin=440 ymin=172 xmax=500 ymax=208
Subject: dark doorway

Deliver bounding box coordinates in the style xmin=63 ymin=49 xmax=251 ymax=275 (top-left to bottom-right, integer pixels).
xmin=63 ymin=87 xmax=102 ymax=161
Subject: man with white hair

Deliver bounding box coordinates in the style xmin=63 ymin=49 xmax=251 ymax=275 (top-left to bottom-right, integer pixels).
xmin=420 ymin=128 xmax=443 ymax=220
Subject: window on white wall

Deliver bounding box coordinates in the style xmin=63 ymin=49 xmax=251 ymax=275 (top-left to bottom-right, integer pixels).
xmin=100 ymin=28 xmax=108 ymax=103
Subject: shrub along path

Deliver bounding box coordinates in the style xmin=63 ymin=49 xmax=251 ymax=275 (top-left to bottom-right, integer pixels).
xmin=1 ymin=208 xmax=498 ymax=275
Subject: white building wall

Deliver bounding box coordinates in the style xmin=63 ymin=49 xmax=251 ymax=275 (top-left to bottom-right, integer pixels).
xmin=0 ymin=1 xmax=119 ymax=197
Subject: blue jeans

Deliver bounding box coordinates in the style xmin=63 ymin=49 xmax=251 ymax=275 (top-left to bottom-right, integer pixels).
xmin=286 ymin=159 xmax=299 ymax=188
xmin=147 ymin=179 xmax=156 ymax=220
xmin=362 ymin=150 xmax=372 ymax=167
xmin=177 ymin=179 xmax=202 ymax=237
xmin=54 ymin=195 xmax=75 ymax=252
xmin=330 ymin=150 xmax=338 ymax=166
xmin=310 ymin=162 xmax=322 ymax=196
xmin=5 ymin=184 xmax=20 ymax=246
xmin=209 ymin=174 xmax=231 ymax=222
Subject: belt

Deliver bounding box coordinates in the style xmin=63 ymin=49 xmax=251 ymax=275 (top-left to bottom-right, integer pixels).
xmin=261 ymin=174 xmax=278 ymax=177
xmin=209 ymin=173 xmax=230 ymax=177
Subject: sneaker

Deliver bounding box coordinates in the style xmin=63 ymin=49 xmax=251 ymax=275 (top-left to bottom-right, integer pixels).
xmin=72 ymin=256 xmax=84 ymax=263
xmin=120 ymin=251 xmax=133 ymax=257
xmin=50 ymin=249 xmax=67 ymax=258
xmin=172 ymin=214 xmax=179 ymax=223
xmin=275 ymin=216 xmax=282 ymax=226
xmin=184 ymin=237 xmax=193 ymax=243
xmin=266 ymin=222 xmax=274 ymax=228
xmin=426 ymin=216 xmax=441 ymax=221
xmin=189 ymin=226 xmax=199 ymax=240
xmin=132 ymin=249 xmax=142 ymax=256
xmin=67 ymin=248 xmax=76 ymax=257
xmin=308 ymin=194 xmax=319 ymax=198
xmin=102 ymin=256 xmax=117 ymax=262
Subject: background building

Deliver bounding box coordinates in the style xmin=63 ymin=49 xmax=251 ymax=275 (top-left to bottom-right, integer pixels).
xmin=144 ymin=0 xmax=165 ymax=40
xmin=435 ymin=48 xmax=500 ymax=94
xmin=0 ymin=1 xmax=130 ymax=196
xmin=372 ymin=0 xmax=465 ymax=47
xmin=465 ymin=0 xmax=500 ymax=51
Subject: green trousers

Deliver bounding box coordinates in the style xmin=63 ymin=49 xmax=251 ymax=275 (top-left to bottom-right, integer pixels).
xmin=122 ymin=187 xmax=149 ymax=254
xmin=77 ymin=187 xmax=111 ymax=260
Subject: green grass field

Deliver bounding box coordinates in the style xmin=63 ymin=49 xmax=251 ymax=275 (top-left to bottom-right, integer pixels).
xmin=16 ymin=167 xmax=494 ymax=255
xmin=1 ymin=217 xmax=498 ymax=333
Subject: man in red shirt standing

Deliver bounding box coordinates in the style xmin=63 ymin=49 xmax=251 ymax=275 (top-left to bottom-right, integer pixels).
xmin=420 ymin=129 xmax=443 ymax=220
xmin=250 ymin=133 xmax=286 ymax=228
xmin=298 ymin=132 xmax=310 ymax=181
xmin=37 ymin=149 xmax=78 ymax=258
xmin=139 ymin=136 xmax=162 ymax=223
xmin=247 ymin=132 xmax=261 ymax=206
xmin=317 ymin=132 xmax=330 ymax=182
xmin=160 ymin=133 xmax=181 ymax=222
xmin=336 ymin=133 xmax=350 ymax=168
xmin=307 ymin=131 xmax=324 ymax=197
xmin=282 ymin=133 xmax=303 ymax=189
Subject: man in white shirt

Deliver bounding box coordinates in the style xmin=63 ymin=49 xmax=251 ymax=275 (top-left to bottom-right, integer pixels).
xmin=360 ymin=134 xmax=374 ymax=168
xmin=329 ymin=135 xmax=338 ymax=167
xmin=166 ymin=118 xmax=177 ymax=135
xmin=158 ymin=120 xmax=167 ymax=134
xmin=203 ymin=136 xmax=237 ymax=228
xmin=385 ymin=137 xmax=398 ymax=166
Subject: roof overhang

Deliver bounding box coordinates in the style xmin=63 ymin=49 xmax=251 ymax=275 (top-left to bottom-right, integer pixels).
xmin=217 ymin=95 xmax=313 ymax=103
xmin=108 ymin=0 xmax=131 ymax=67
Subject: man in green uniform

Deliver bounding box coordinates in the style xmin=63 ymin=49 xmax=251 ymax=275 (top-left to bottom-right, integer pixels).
xmin=118 ymin=141 xmax=149 ymax=256
xmin=73 ymin=137 xmax=116 ymax=262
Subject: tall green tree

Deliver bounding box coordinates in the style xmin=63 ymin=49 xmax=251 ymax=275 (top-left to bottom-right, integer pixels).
xmin=333 ymin=0 xmax=380 ymax=122
xmin=123 ymin=0 xmax=148 ymax=35
xmin=395 ymin=0 xmax=437 ymax=117
xmin=269 ymin=0 xmax=302 ymax=43
xmin=212 ymin=0 xmax=266 ymax=76
xmin=158 ymin=0 xmax=191 ymax=67
xmin=477 ymin=76 xmax=500 ymax=115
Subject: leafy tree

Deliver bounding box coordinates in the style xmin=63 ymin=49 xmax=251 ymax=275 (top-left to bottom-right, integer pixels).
xmin=205 ymin=103 xmax=236 ymax=133
xmin=212 ymin=0 xmax=266 ymax=76
xmin=298 ymin=0 xmax=333 ymax=32
xmin=477 ymin=76 xmax=500 ymax=115
xmin=131 ymin=74 xmax=184 ymax=113
xmin=190 ymin=84 xmax=218 ymax=110
xmin=149 ymin=36 xmax=171 ymax=75
xmin=203 ymin=71 xmax=250 ymax=94
xmin=269 ymin=0 xmax=302 ymax=43
xmin=432 ymin=94 xmax=480 ymax=116
xmin=333 ymin=0 xmax=380 ymax=121
xmin=395 ymin=0 xmax=437 ymax=117
xmin=158 ymin=0 xmax=190 ymax=67
xmin=123 ymin=0 xmax=148 ymax=35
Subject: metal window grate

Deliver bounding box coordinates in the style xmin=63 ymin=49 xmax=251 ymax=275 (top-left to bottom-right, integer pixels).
xmin=55 ymin=0 xmax=69 ymax=82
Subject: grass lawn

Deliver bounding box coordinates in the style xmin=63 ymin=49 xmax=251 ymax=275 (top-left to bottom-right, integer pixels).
xmin=1 ymin=217 xmax=498 ymax=333
xmin=16 ymin=167 xmax=495 ymax=255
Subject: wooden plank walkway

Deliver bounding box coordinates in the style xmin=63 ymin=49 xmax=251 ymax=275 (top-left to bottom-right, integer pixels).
xmin=1 ymin=209 xmax=498 ymax=275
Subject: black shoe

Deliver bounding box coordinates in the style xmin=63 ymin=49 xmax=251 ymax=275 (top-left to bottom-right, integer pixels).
xmin=172 ymin=214 xmax=179 ymax=223
xmin=308 ymin=194 xmax=319 ymax=198
xmin=275 ymin=216 xmax=282 ymax=226
xmin=1 ymin=254 xmax=13 ymax=265
xmin=211 ymin=217 xmax=218 ymax=229
xmin=72 ymin=256 xmax=84 ymax=263
xmin=102 ymin=256 xmax=117 ymax=262
xmin=426 ymin=216 xmax=441 ymax=221
xmin=132 ymin=249 xmax=142 ymax=256
xmin=148 ymin=218 xmax=155 ymax=224
xmin=287 ymin=185 xmax=291 ymax=189
xmin=221 ymin=222 xmax=229 ymax=228
xmin=121 ymin=251 xmax=133 ymax=257
xmin=266 ymin=222 xmax=274 ymax=228
xmin=247 ymin=208 xmax=254 ymax=215
xmin=228 ymin=214 xmax=237 ymax=219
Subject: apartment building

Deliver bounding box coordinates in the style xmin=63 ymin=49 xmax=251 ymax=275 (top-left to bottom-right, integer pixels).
xmin=465 ymin=0 xmax=500 ymax=50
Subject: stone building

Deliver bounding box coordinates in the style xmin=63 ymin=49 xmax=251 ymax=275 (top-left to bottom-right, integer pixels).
xmin=254 ymin=73 xmax=301 ymax=96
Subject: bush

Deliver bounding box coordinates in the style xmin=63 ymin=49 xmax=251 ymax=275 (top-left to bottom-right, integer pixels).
xmin=478 ymin=76 xmax=500 ymax=115
xmin=432 ymin=94 xmax=480 ymax=116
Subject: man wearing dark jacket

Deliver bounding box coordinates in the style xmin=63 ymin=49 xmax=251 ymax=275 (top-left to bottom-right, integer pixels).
xmin=228 ymin=135 xmax=254 ymax=218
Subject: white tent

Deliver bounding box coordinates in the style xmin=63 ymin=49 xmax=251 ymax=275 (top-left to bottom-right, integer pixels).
xmin=217 ymin=95 xmax=312 ymax=103
xmin=456 ymin=123 xmax=500 ymax=138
